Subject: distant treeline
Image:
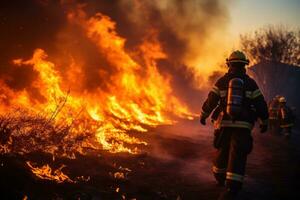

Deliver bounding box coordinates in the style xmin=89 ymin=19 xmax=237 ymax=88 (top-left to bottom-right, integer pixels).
xmin=240 ymin=26 xmax=300 ymax=125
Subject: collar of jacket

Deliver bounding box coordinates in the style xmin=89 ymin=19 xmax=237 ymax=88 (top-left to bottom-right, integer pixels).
xmin=228 ymin=67 xmax=246 ymax=75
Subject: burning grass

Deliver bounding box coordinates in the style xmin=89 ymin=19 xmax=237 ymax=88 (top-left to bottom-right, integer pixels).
xmin=26 ymin=161 xmax=75 ymax=183
xmin=0 ymin=107 xmax=97 ymax=158
xmin=0 ymin=105 xmax=152 ymax=158
xmin=0 ymin=8 xmax=197 ymax=190
xmin=0 ymin=139 xmax=206 ymax=200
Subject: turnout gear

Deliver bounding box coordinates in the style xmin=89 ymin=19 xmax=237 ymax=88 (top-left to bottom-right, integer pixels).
xmin=201 ymin=67 xmax=268 ymax=130
xmin=212 ymin=128 xmax=253 ymax=188
xmin=200 ymin=51 xmax=268 ymax=197
xmin=211 ymin=106 xmax=224 ymax=149
xmin=278 ymin=100 xmax=295 ymax=138
xmin=268 ymin=96 xmax=281 ymax=134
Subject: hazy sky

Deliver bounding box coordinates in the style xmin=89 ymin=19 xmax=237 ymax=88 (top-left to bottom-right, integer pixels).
xmin=229 ymin=0 xmax=300 ymax=37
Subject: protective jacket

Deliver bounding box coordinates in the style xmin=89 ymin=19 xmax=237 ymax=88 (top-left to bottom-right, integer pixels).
xmin=279 ymin=104 xmax=295 ymax=128
xmin=269 ymin=99 xmax=280 ymax=120
xmin=201 ymin=67 xmax=269 ymax=194
xmin=201 ymin=67 xmax=269 ymax=129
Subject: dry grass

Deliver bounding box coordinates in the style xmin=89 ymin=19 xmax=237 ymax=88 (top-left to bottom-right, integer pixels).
xmin=0 ymin=107 xmax=98 ymax=158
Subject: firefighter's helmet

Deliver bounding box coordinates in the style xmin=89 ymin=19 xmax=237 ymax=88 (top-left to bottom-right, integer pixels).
xmin=226 ymin=50 xmax=249 ymax=65
xmin=279 ymin=97 xmax=287 ymax=103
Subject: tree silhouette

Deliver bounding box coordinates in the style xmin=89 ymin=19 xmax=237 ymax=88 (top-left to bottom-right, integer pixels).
xmin=240 ymin=26 xmax=300 ymax=102
xmin=240 ymin=26 xmax=300 ymax=66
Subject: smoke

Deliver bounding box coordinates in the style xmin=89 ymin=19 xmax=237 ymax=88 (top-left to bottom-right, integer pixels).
xmin=148 ymin=124 xmax=216 ymax=183
xmin=117 ymin=0 xmax=230 ymax=85
xmin=0 ymin=0 xmax=64 ymax=91
xmin=121 ymin=1 xmax=229 ymax=55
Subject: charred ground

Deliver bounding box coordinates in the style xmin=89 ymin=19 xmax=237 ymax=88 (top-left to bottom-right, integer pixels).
xmin=1 ymin=120 xmax=300 ymax=200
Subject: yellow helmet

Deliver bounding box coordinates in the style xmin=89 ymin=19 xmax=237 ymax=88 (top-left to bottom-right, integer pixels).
xmin=226 ymin=50 xmax=249 ymax=65
xmin=279 ymin=97 xmax=286 ymax=103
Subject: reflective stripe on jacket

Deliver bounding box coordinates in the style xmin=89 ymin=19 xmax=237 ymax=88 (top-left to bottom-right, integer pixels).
xmin=226 ymin=172 xmax=244 ymax=182
xmin=221 ymin=120 xmax=254 ymax=130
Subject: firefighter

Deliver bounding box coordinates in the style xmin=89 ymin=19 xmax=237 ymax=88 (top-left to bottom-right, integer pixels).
xmin=268 ymin=95 xmax=281 ymax=134
xmin=278 ymin=97 xmax=295 ymax=138
xmin=200 ymin=50 xmax=269 ymax=200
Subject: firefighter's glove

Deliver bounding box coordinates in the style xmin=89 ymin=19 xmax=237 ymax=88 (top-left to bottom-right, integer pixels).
xmin=260 ymin=124 xmax=268 ymax=133
xmin=200 ymin=117 xmax=206 ymax=125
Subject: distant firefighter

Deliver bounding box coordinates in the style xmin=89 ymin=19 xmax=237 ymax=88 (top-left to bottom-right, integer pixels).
xmin=278 ymin=97 xmax=295 ymax=138
xmin=268 ymin=95 xmax=281 ymax=134
xmin=200 ymin=50 xmax=269 ymax=200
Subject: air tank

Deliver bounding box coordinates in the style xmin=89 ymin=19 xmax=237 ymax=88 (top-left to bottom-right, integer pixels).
xmin=226 ymin=78 xmax=244 ymax=119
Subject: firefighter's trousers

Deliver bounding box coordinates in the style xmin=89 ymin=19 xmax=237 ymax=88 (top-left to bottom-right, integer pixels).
xmin=212 ymin=127 xmax=253 ymax=192
xmin=269 ymin=119 xmax=280 ymax=134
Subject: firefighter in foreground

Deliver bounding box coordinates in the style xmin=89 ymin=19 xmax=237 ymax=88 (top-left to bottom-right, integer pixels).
xmin=200 ymin=51 xmax=269 ymax=200
xmin=278 ymin=96 xmax=295 ymax=138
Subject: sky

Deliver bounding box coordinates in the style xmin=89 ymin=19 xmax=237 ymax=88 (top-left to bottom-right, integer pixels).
xmin=229 ymin=0 xmax=300 ymax=37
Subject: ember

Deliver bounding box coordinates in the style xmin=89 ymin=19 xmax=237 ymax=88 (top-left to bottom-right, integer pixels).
xmin=26 ymin=161 xmax=74 ymax=183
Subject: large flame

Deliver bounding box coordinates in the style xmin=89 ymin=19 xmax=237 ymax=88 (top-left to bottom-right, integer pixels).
xmin=0 ymin=11 xmax=194 ymax=155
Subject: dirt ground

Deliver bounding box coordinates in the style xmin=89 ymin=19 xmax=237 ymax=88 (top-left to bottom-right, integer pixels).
xmin=1 ymin=119 xmax=300 ymax=200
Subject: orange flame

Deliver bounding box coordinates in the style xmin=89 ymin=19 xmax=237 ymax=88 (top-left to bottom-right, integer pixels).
xmin=0 ymin=10 xmax=195 ymax=155
xmin=26 ymin=161 xmax=75 ymax=183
